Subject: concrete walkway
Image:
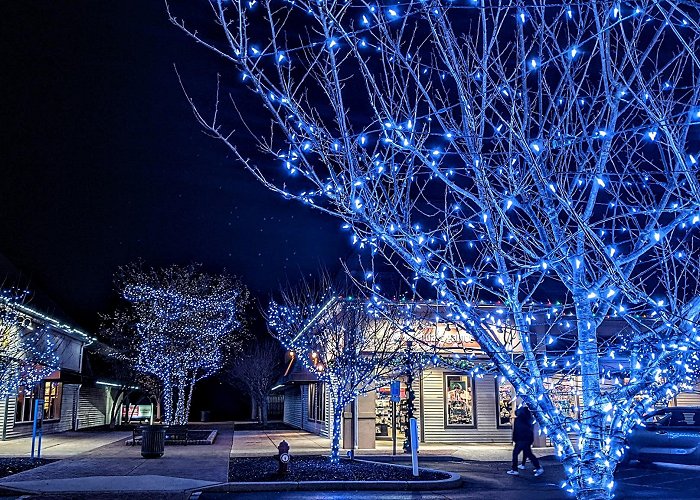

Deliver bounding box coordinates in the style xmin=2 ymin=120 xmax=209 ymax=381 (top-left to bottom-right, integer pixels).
xmin=231 ymin=428 xmax=554 ymax=461
xmin=0 ymin=425 xmax=233 ymax=498
xmin=0 ymin=425 xmax=554 ymax=498
xmin=0 ymin=431 xmax=130 ymax=458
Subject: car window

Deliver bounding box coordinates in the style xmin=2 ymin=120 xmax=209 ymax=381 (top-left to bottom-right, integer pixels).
xmin=668 ymin=411 xmax=700 ymax=427
xmin=646 ymin=412 xmax=672 ymax=426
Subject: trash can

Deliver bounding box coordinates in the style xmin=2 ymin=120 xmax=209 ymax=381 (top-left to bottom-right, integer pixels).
xmin=200 ymin=410 xmax=211 ymax=422
xmin=140 ymin=425 xmax=167 ymax=458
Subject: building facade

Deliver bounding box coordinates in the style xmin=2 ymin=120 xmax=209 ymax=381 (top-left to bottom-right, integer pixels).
xmin=280 ymin=303 xmax=700 ymax=449
xmin=0 ymin=300 xmax=113 ymax=439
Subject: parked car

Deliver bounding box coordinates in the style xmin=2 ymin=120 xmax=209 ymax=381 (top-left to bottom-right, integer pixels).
xmin=621 ymin=407 xmax=700 ymax=466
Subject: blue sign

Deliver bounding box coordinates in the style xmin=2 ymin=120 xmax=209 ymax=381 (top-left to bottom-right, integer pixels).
xmin=390 ymin=381 xmax=401 ymax=402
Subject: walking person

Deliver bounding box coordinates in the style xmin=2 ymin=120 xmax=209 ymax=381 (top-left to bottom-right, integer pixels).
xmin=507 ymin=404 xmax=544 ymax=476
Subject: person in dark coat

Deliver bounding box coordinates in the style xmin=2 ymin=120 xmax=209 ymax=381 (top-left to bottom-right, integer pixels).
xmin=507 ymin=405 xmax=544 ymax=476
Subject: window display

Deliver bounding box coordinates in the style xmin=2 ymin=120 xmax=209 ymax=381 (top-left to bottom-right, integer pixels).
xmin=375 ymin=383 xmax=406 ymax=440
xmin=496 ymin=378 xmax=515 ymax=428
xmin=545 ymin=378 xmax=579 ymax=420
xmin=444 ymin=374 xmax=475 ymax=427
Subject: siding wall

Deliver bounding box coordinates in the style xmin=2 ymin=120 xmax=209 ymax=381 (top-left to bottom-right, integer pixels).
xmin=77 ymin=386 xmax=110 ymax=429
xmin=421 ymin=369 xmax=511 ymax=443
xmin=675 ymin=390 xmax=700 ymax=407
xmin=282 ymin=384 xmax=329 ymax=437
xmin=300 ymin=384 xmax=326 ymax=435
xmin=283 ymin=386 xmax=302 ymax=429
xmin=1 ymin=384 xmax=79 ymax=439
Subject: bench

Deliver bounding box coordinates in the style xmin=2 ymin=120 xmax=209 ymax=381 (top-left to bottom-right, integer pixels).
xmin=165 ymin=425 xmax=189 ymax=445
xmin=130 ymin=426 xmax=143 ymax=446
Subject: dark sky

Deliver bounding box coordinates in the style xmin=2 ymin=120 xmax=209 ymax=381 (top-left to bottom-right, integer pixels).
xmin=0 ymin=1 xmax=351 ymax=330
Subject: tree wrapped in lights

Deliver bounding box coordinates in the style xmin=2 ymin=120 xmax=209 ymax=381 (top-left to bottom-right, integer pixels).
xmin=109 ymin=263 xmax=249 ymax=425
xmin=172 ymin=0 xmax=700 ymax=496
xmin=0 ymin=289 xmax=58 ymax=398
xmin=268 ymin=278 xmax=411 ymax=463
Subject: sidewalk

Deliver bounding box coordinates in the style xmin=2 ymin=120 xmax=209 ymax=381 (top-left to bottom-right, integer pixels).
xmin=231 ymin=428 xmax=554 ymax=461
xmin=0 ymin=431 xmax=130 ymax=458
xmin=0 ymin=425 xmax=554 ymax=498
xmin=0 ymin=425 xmax=233 ymax=498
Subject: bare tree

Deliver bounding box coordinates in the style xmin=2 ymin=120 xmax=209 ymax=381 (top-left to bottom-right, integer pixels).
xmin=225 ymin=338 xmax=285 ymax=426
xmin=105 ymin=262 xmax=250 ymax=425
xmin=170 ymin=1 xmax=700 ymax=497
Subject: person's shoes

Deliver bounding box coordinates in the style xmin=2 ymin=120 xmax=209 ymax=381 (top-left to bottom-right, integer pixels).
xmin=517 ymin=464 xmax=526 ymax=470
xmin=506 ymin=470 xmax=519 ymax=475
xmin=534 ymin=468 xmax=544 ymax=477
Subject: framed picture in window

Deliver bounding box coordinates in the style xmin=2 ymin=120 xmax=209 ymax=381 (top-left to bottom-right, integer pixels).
xmin=444 ymin=374 xmax=476 ymax=427
xmin=496 ymin=378 xmax=515 ymax=428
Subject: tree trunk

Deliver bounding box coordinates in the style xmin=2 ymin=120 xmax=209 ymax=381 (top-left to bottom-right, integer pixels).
xmin=109 ymin=389 xmax=126 ymax=429
xmin=568 ymin=460 xmax=615 ymax=500
xmin=261 ymin=395 xmax=269 ymax=428
xmin=183 ymin=374 xmax=197 ymax=424
xmin=330 ymin=403 xmax=343 ymax=464
xmin=250 ymin=395 xmax=258 ymax=421
xmin=163 ymin=382 xmax=173 ymax=425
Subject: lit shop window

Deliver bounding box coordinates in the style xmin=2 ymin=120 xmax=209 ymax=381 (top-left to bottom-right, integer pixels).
xmin=15 ymin=381 xmax=62 ymax=423
xmin=308 ymin=383 xmax=326 ymax=422
xmin=545 ymin=377 xmax=580 ymax=421
xmin=444 ymin=374 xmax=475 ymax=427
xmin=496 ymin=378 xmax=515 ymax=428
xmin=43 ymin=381 xmax=62 ymax=420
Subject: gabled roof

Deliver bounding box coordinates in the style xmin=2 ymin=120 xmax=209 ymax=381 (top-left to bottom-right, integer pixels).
xmin=0 ymin=253 xmax=93 ymax=345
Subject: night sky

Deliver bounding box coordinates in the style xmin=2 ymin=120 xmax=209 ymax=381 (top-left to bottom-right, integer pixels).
xmin=0 ymin=1 xmax=351 ymax=330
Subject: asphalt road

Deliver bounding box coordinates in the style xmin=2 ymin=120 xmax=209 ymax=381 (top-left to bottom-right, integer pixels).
xmin=197 ymin=458 xmax=700 ymax=500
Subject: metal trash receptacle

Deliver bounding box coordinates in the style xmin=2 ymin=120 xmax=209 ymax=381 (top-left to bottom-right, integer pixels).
xmin=140 ymin=425 xmax=167 ymax=458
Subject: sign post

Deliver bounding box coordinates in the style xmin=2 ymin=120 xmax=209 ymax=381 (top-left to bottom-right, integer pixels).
xmin=409 ymin=417 xmax=419 ymax=477
xmin=31 ymin=399 xmax=44 ymax=459
xmin=390 ymin=381 xmax=400 ymax=456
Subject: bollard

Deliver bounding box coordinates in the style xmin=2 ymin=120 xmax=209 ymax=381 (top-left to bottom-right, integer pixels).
xmin=277 ymin=440 xmax=290 ymax=475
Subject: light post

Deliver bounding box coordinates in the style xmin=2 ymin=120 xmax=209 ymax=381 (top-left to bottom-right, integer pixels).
xmin=403 ymin=340 xmax=416 ymax=453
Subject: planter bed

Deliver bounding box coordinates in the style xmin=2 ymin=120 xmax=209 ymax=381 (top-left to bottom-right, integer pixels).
xmin=0 ymin=458 xmax=56 ymax=479
xmin=126 ymin=429 xmax=217 ymax=446
xmin=229 ymin=455 xmax=450 ymax=482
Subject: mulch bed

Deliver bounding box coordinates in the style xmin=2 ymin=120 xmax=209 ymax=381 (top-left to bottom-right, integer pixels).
xmin=0 ymin=458 xmax=56 ymax=479
xmin=229 ymin=455 xmax=450 ymax=482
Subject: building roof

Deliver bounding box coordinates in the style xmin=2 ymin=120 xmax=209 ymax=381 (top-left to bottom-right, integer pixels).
xmin=0 ymin=253 xmax=93 ymax=345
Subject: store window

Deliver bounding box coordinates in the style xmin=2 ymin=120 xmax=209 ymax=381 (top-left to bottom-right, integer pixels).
xmin=496 ymin=378 xmax=515 ymax=428
xmin=545 ymin=378 xmax=579 ymax=420
xmin=375 ymin=382 xmax=408 ymax=440
xmin=15 ymin=389 xmax=35 ymax=423
xmin=308 ymin=383 xmax=326 ymax=422
xmin=15 ymin=381 xmax=62 ymax=423
xmin=43 ymin=381 xmax=62 ymax=420
xmin=444 ymin=374 xmax=476 ymax=427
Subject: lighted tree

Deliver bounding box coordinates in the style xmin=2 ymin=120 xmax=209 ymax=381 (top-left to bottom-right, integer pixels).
xmin=224 ymin=338 xmax=285 ymax=427
xmin=268 ymin=277 xmax=418 ymax=463
xmin=109 ymin=263 xmax=250 ymax=425
xmin=0 ymin=289 xmax=58 ymax=398
xmin=171 ymin=1 xmax=700 ymax=497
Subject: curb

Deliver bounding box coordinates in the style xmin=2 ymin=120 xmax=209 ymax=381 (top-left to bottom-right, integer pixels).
xmin=199 ymin=460 xmax=462 ymax=493
xmin=357 ymin=454 xmax=462 ymax=463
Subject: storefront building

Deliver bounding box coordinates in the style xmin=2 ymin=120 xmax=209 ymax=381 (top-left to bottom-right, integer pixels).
xmin=280 ymin=304 xmax=700 ymax=449
xmin=0 ymin=300 xmax=112 ymax=439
